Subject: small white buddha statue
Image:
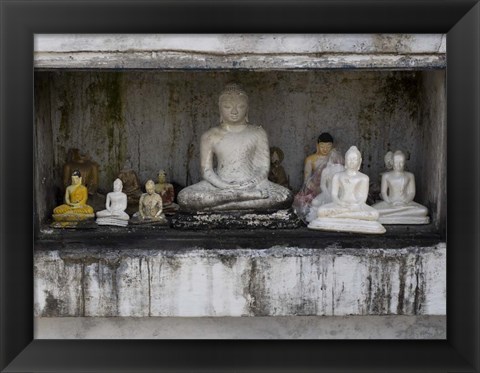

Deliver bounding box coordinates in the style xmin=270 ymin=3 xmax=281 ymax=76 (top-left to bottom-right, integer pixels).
xmin=131 ymin=180 xmax=168 ymax=225
xmin=96 ymin=178 xmax=130 ymax=227
xmin=372 ymin=150 xmax=429 ymax=224
xmin=308 ymin=146 xmax=385 ymax=234
xmin=177 ymin=83 xmax=292 ymax=212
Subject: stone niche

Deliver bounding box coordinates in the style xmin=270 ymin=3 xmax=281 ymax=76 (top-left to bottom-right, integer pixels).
xmin=34 ymin=35 xmax=446 ymax=322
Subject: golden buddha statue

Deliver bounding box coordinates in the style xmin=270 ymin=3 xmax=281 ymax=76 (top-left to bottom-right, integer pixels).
xmin=52 ymin=170 xmax=95 ymax=222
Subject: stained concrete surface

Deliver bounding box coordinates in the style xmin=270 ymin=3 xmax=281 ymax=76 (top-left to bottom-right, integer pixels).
xmin=34 ymin=244 xmax=446 ymax=317
xmin=35 ymin=315 xmax=446 ymax=339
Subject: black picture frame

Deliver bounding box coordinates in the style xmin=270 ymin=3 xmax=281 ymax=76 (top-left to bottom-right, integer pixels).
xmin=1 ymin=0 xmax=479 ymax=371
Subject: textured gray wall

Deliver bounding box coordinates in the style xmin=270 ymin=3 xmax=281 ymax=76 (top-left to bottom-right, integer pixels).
xmin=34 ymin=70 xmax=445 ymax=225
xmin=34 ymin=245 xmax=446 ymax=317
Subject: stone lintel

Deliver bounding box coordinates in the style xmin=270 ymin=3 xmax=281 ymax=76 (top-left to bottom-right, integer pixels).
xmin=34 ymin=34 xmax=446 ymax=70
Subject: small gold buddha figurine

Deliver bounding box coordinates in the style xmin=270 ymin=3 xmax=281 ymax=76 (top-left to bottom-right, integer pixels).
xmin=154 ymin=170 xmax=179 ymax=215
xmin=131 ymin=180 xmax=168 ymax=225
xmin=63 ymin=148 xmax=99 ymax=195
xmin=268 ymin=147 xmax=290 ymax=189
xmin=52 ymin=170 xmax=95 ymax=223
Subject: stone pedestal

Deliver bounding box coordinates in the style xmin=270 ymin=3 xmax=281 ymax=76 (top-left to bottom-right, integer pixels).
xmin=171 ymin=209 xmax=302 ymax=230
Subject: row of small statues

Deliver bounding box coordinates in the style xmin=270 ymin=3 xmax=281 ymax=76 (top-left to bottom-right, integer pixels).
xmin=51 ymin=83 xmax=429 ymax=233
xmin=52 ymin=170 xmax=177 ymax=227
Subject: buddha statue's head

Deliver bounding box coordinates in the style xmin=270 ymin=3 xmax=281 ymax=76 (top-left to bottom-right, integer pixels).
xmin=393 ymin=150 xmax=406 ymax=172
xmin=145 ymin=180 xmax=156 ymax=195
xmin=316 ymin=132 xmax=334 ymax=156
xmin=113 ymin=178 xmax=123 ymax=192
xmin=345 ymin=146 xmax=362 ymax=171
xmin=384 ymin=151 xmax=394 ymax=170
xmin=219 ymin=83 xmax=249 ymax=125
xmin=157 ymin=170 xmax=167 ymax=184
xmin=71 ymin=169 xmax=82 ymax=185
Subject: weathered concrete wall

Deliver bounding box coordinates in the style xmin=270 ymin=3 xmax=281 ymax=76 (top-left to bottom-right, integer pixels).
xmin=35 ymin=70 xmax=444 ymax=223
xmin=418 ymin=71 xmax=447 ymax=233
xmin=34 ymin=244 xmax=446 ymax=317
xmin=35 ymin=316 xmax=447 ymax=339
xmin=34 ymin=34 xmax=446 ymax=70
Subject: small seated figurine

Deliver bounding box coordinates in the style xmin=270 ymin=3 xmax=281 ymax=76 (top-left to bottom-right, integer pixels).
xmin=292 ymin=132 xmax=343 ymax=223
xmin=308 ymin=146 xmax=385 ymax=234
xmin=372 ymin=150 xmax=429 ymax=224
xmin=131 ymin=180 xmax=168 ymax=225
xmin=268 ymin=146 xmax=290 ymax=189
xmin=154 ymin=170 xmax=179 ymax=215
xmin=63 ymin=148 xmax=99 ymax=195
xmin=96 ymin=178 xmax=130 ymax=227
xmin=52 ymin=170 xmax=95 ymax=222
xmin=177 ymin=83 xmax=292 ymax=212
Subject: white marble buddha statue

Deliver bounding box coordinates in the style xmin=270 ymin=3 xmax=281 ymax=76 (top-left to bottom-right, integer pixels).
xmin=308 ymin=146 xmax=385 ymax=234
xmin=177 ymin=83 xmax=292 ymax=212
xmin=96 ymin=178 xmax=130 ymax=227
xmin=372 ymin=150 xmax=429 ymax=224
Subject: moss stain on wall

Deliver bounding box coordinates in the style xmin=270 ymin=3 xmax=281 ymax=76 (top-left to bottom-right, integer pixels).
xmin=86 ymin=72 xmax=127 ymax=185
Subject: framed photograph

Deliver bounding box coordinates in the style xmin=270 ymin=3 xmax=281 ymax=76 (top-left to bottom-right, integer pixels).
xmin=1 ymin=1 xmax=479 ymax=372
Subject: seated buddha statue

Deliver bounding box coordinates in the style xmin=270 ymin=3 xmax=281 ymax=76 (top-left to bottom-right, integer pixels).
xmin=154 ymin=170 xmax=179 ymax=215
xmin=131 ymin=180 xmax=168 ymax=225
xmin=372 ymin=150 xmax=429 ymax=224
xmin=292 ymin=132 xmax=344 ymax=223
xmin=268 ymin=146 xmax=290 ymax=189
xmin=52 ymin=170 xmax=95 ymax=222
xmin=177 ymin=83 xmax=292 ymax=212
xmin=308 ymin=146 xmax=385 ymax=234
xmin=117 ymin=159 xmax=142 ymax=214
xmin=96 ymin=178 xmax=130 ymax=227
xmin=63 ymin=148 xmax=99 ymax=195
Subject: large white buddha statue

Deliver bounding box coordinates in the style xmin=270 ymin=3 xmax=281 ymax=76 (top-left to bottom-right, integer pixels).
xmin=96 ymin=178 xmax=130 ymax=227
xmin=372 ymin=150 xmax=429 ymax=224
xmin=308 ymin=146 xmax=385 ymax=234
xmin=177 ymin=83 xmax=293 ymax=212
